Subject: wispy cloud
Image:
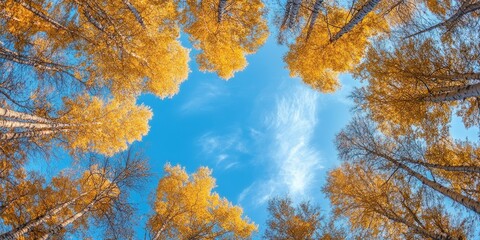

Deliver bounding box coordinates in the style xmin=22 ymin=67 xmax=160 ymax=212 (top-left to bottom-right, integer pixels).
xmin=180 ymin=82 xmax=229 ymax=113
xmin=197 ymin=129 xmax=248 ymax=170
xmin=240 ymin=85 xmax=324 ymax=205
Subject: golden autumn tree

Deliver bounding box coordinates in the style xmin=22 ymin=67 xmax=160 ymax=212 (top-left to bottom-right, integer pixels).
xmin=0 ymin=95 xmax=152 ymax=156
xmin=263 ymin=196 xmax=346 ymax=240
xmin=0 ymin=0 xmax=190 ymax=99
xmin=325 ymin=161 xmax=471 ymax=239
xmin=336 ymin=116 xmax=480 ymax=214
xmin=147 ymin=164 xmax=257 ymax=240
xmin=353 ymin=35 xmax=480 ymax=141
xmin=0 ymin=150 xmax=149 ymax=240
xmin=182 ymin=0 xmax=268 ymax=79
xmin=284 ymin=4 xmax=388 ymax=92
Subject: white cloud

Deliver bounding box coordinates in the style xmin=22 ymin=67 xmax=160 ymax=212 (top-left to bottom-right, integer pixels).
xmin=180 ymin=82 xmax=229 ymax=113
xmin=197 ymin=129 xmax=248 ymax=170
xmin=240 ymin=85 xmax=324 ymax=205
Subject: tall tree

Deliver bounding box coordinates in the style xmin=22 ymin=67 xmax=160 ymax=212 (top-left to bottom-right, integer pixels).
xmin=263 ymin=196 xmax=345 ymax=240
xmin=285 ymin=5 xmax=388 ymax=92
xmin=147 ymin=164 xmax=257 ymax=240
xmin=353 ymin=36 xmax=480 ymax=141
xmin=0 ymin=95 xmax=152 ymax=156
xmin=325 ymin=161 xmax=472 ymax=239
xmin=336 ymin=116 xmax=480 ymax=214
xmin=182 ymin=0 xmax=268 ymax=79
xmin=0 ymin=150 xmax=149 ymax=240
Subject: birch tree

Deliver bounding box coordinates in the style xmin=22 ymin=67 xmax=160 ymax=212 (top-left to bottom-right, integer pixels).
xmin=182 ymin=0 xmax=268 ymax=79
xmin=147 ymin=164 xmax=257 ymax=240
xmin=325 ymin=161 xmax=472 ymax=239
xmin=353 ymin=37 xmax=480 ymax=140
xmin=336 ymin=116 xmax=480 ymax=214
xmin=0 ymin=95 xmax=152 ymax=156
xmin=0 ymin=150 xmax=149 ymax=240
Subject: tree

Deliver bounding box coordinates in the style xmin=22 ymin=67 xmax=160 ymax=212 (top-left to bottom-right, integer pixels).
xmin=325 ymin=161 xmax=471 ymax=239
xmin=336 ymin=116 xmax=480 ymax=214
xmin=0 ymin=149 xmax=149 ymax=240
xmin=147 ymin=164 xmax=257 ymax=240
xmin=182 ymin=0 xmax=268 ymax=79
xmin=353 ymin=36 xmax=480 ymax=141
xmin=1 ymin=95 xmax=152 ymax=156
xmin=263 ymin=196 xmax=345 ymax=240
xmin=284 ymin=5 xmax=388 ymax=92
xmin=0 ymin=0 xmax=190 ymax=100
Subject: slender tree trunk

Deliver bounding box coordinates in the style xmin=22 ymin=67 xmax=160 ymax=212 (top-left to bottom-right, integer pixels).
xmin=288 ymin=0 xmax=302 ymax=28
xmin=0 ymin=108 xmax=52 ymax=123
xmin=379 ymin=207 xmax=456 ymax=240
xmin=218 ymin=0 xmax=227 ymax=23
xmin=122 ymin=0 xmax=145 ymax=27
xmin=38 ymin=199 xmax=97 ymax=240
xmin=0 ymin=193 xmax=87 ymax=240
xmin=405 ymin=1 xmax=480 ymax=39
xmin=281 ymin=0 xmax=294 ymax=29
xmin=423 ymin=82 xmax=480 ymax=102
xmin=0 ymin=120 xmax=69 ymax=129
xmin=0 ymin=45 xmax=73 ymax=73
xmin=379 ymin=153 xmax=480 ymax=214
xmin=0 ymin=129 xmax=63 ymax=140
xmin=330 ymin=0 xmax=381 ymax=42
xmin=401 ymin=157 xmax=480 ymax=174
xmin=306 ymin=0 xmax=323 ymax=40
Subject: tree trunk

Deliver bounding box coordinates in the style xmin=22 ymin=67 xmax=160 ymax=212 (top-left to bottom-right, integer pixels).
xmin=306 ymin=0 xmax=323 ymax=40
xmin=0 ymin=193 xmax=87 ymax=240
xmin=217 ymin=0 xmax=227 ymax=23
xmin=122 ymin=0 xmax=145 ymax=27
xmin=38 ymin=199 xmax=97 ymax=240
xmin=281 ymin=0 xmax=293 ymax=29
xmin=0 ymin=120 xmax=69 ymax=129
xmin=330 ymin=0 xmax=381 ymax=42
xmin=400 ymin=157 xmax=480 ymax=174
xmin=0 ymin=129 xmax=62 ymax=140
xmin=0 ymin=45 xmax=73 ymax=73
xmin=288 ymin=0 xmax=302 ymax=28
xmin=423 ymin=82 xmax=480 ymax=102
xmin=379 ymin=153 xmax=480 ymax=214
xmin=405 ymin=1 xmax=480 ymax=39
xmin=0 ymin=108 xmax=52 ymax=123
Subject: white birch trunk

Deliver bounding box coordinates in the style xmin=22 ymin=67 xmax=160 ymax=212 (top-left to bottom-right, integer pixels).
xmin=0 ymin=129 xmax=64 ymax=140
xmin=38 ymin=200 xmax=97 ymax=240
xmin=330 ymin=0 xmax=381 ymax=42
xmin=281 ymin=0 xmax=293 ymax=29
xmin=306 ymin=0 xmax=323 ymax=39
xmin=380 ymin=153 xmax=480 ymax=214
xmin=0 ymin=193 xmax=87 ymax=240
xmin=218 ymin=0 xmax=227 ymax=23
xmin=0 ymin=107 xmax=52 ymax=123
xmin=122 ymin=0 xmax=145 ymax=27
xmin=424 ymin=82 xmax=480 ymax=102
xmin=288 ymin=0 xmax=302 ymax=28
xmin=401 ymin=157 xmax=480 ymax=174
xmin=0 ymin=120 xmax=69 ymax=129
xmin=405 ymin=2 xmax=480 ymax=38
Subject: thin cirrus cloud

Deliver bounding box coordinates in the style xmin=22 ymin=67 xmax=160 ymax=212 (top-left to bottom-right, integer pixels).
xmin=197 ymin=130 xmax=247 ymax=170
xmin=180 ymin=81 xmax=229 ymax=113
xmin=240 ymin=84 xmax=324 ymax=205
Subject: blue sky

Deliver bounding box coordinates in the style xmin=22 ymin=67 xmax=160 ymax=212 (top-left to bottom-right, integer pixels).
xmin=23 ymin=28 xmax=478 ymax=239
xmin=131 ymin=33 xmax=361 ymax=238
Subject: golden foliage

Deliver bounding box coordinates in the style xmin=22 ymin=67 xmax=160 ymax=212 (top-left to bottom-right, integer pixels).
xmin=148 ymin=164 xmax=257 ymax=239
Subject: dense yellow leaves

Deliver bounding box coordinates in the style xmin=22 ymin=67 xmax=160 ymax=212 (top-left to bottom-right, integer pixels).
xmin=325 ymin=162 xmax=469 ymax=239
xmin=60 ymin=95 xmax=152 ymax=156
xmin=148 ymin=164 xmax=257 ymax=239
xmin=354 ymin=38 xmax=479 ymax=140
xmin=182 ymin=0 xmax=268 ymax=79
xmin=285 ymin=7 xmax=387 ymax=92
